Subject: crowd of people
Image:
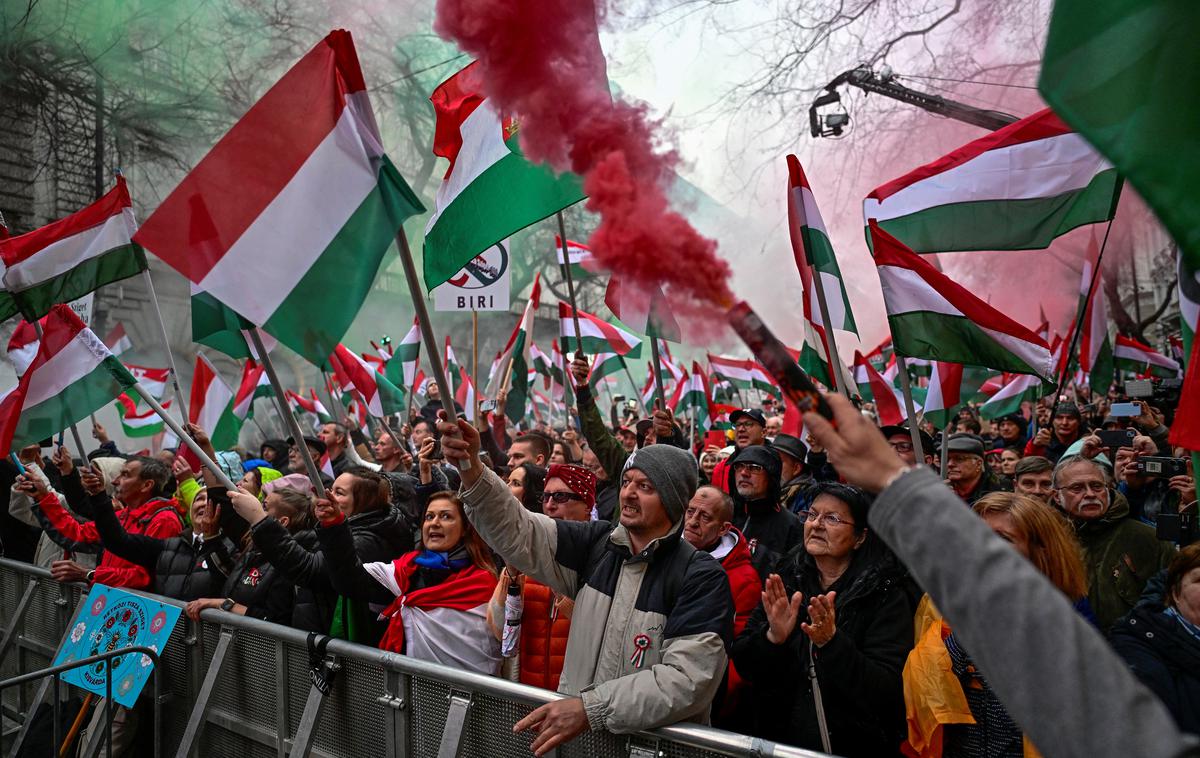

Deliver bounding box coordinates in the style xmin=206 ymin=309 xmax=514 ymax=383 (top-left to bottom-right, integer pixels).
xmin=0 ymin=353 xmax=1197 ymax=758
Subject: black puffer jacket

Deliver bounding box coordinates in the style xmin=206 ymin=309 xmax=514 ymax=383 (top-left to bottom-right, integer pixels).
xmin=1110 ymin=601 xmax=1200 ymax=735
xmin=91 ymin=494 xmax=234 ymax=601
xmin=251 ymin=506 xmax=412 ymax=642
xmin=731 ymin=545 xmax=915 ymax=757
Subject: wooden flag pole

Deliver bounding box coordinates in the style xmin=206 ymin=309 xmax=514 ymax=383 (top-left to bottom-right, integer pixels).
xmin=394 ymin=228 xmax=469 ymax=471
xmin=247 ymin=329 xmax=327 ymax=491
xmin=648 ymin=337 xmax=667 ymax=411
xmin=555 ymin=212 xmax=586 ymax=359
xmin=141 ymin=269 xmax=189 ymax=422
xmin=132 ymin=383 xmax=238 ymax=490
xmin=894 ymin=354 xmax=926 ymax=463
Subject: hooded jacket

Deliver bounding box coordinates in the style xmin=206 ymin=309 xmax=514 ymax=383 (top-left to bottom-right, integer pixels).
xmin=729 ymin=446 xmax=804 ymax=565
xmin=707 ymin=528 xmax=761 ymax=730
xmin=1069 ymin=492 xmax=1175 ymax=631
xmin=251 ymin=505 xmax=412 ymax=641
xmin=461 ymin=466 xmax=733 ymax=733
xmin=1110 ymin=601 xmax=1200 ymax=735
xmin=731 ymin=543 xmax=914 ymax=757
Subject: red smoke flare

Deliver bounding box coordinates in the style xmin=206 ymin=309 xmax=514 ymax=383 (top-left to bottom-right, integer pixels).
xmin=434 ymin=0 xmax=735 ymax=324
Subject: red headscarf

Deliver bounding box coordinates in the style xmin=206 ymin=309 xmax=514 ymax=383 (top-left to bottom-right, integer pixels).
xmin=546 ymin=463 xmax=596 ymax=508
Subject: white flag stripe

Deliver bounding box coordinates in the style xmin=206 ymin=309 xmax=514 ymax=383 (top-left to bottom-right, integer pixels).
xmin=3 ymin=210 xmax=137 ymax=290
xmin=22 ymin=332 xmax=110 ymax=409
xmin=425 ymin=102 xmax=510 ymax=234
xmin=864 ymin=133 xmax=1108 ymax=221
xmin=798 ymin=185 xmax=827 ymax=236
xmin=198 ymin=108 xmax=379 ymax=324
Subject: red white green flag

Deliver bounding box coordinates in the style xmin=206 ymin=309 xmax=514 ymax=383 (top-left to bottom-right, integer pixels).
xmin=384 ymin=319 xmax=421 ymax=392
xmin=135 ymin=31 xmax=424 ymax=366
xmin=330 ymin=343 xmax=406 ymax=417
xmin=287 ymin=389 xmax=334 ymax=425
xmin=922 ymin=361 xmax=964 ymax=429
xmin=189 ymin=354 xmax=241 ymax=450
xmin=676 ymin=362 xmax=712 ymax=432
xmin=555 ymin=236 xmax=601 ymax=281
xmin=1073 ymin=235 xmax=1115 ymax=391
xmin=870 ymin=221 xmax=1053 ymax=378
xmin=980 ymin=373 xmax=1045 ymax=421
xmin=125 ymin=365 xmax=169 ymax=400
xmin=864 ymin=108 xmax=1121 ymax=252
xmin=788 ymin=154 xmax=857 ymax=335
xmin=852 ymin=351 xmax=911 ymax=426
xmin=1113 ymin=335 xmax=1180 ymax=378
xmin=707 ymin=353 xmax=778 ymax=394
xmin=0 ymin=305 xmax=137 ymax=454
xmin=0 ymin=177 xmax=146 ymax=320
xmin=115 ymin=393 xmax=170 ymax=438
xmin=423 ymin=62 xmax=584 ymax=289
xmin=232 ymin=359 xmax=272 ymax=422
xmin=103 ymin=323 xmax=132 ymax=357
xmin=558 ymin=303 xmax=642 ymax=357
xmin=490 ymin=275 xmax=541 ymax=421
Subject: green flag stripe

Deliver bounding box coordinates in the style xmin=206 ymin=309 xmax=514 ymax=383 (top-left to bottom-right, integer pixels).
xmin=888 ymin=311 xmax=1044 ymax=376
xmin=13 ymin=245 xmax=147 ymax=320
xmin=10 ymin=358 xmax=134 ymax=449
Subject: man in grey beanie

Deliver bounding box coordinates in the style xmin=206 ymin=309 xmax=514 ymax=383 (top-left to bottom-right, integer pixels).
xmin=438 ymin=415 xmax=733 ymax=755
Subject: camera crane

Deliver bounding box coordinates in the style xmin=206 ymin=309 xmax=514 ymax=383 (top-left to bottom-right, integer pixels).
xmin=809 ymin=65 xmax=1019 ymax=138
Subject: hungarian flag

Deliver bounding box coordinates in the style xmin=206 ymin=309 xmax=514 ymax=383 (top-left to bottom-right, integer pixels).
xmin=605 ymin=278 xmax=682 ymax=343
xmin=372 ymin=339 xmax=393 ymax=361
xmin=455 ymin=367 xmax=476 ymax=422
xmin=864 ymin=108 xmax=1121 ymax=253
xmin=657 ymin=340 xmax=687 ymax=388
xmin=385 ymin=319 xmax=421 ymax=391
xmin=423 ymin=61 xmax=584 ymax=289
xmin=787 ymin=155 xmax=857 ymax=335
xmin=232 ymin=359 xmax=272 ymax=422
xmin=1114 ymin=335 xmax=1180 ymax=378
xmin=116 ymin=393 xmax=170 ymax=438
xmin=330 ymin=343 xmax=406 ymax=417
xmin=852 ymin=351 xmax=910 ymax=425
xmin=125 ymin=365 xmax=170 ymax=400
xmin=866 ymin=336 xmax=893 ymax=370
xmin=588 ymin=351 xmax=625 ymax=393
xmin=1041 ymin=0 xmax=1200 ymax=296
xmin=103 ymin=323 xmax=132 ymax=356
xmin=189 ymin=354 xmax=242 ymax=449
xmin=443 ymin=337 xmax=462 ymax=398
xmin=530 ymin=342 xmax=555 ymax=388
xmin=676 ymin=363 xmax=712 ymax=431
xmin=190 ymin=284 xmax=275 ymax=360
xmin=135 ymin=31 xmax=424 ymax=366
xmin=555 ymin=236 xmax=601 ymax=281
xmin=980 ymin=374 xmax=1045 ymax=421
xmin=640 ymin=366 xmax=657 ymax=410
xmin=870 ymin=221 xmax=1053 ymax=378
xmin=0 ymin=176 xmax=147 ymax=320
xmin=558 ymin=303 xmax=642 ymax=357
xmin=707 ymin=354 xmax=777 ymax=394
xmin=6 ymin=317 xmax=42 ymax=376
xmin=798 ymin=316 xmax=855 ymax=393
xmin=287 ymin=389 xmax=334 ymax=424
xmin=0 ymin=305 xmax=137 ymax=454
xmin=922 ymin=361 xmax=964 ymax=429
xmin=491 ymin=275 xmax=541 ymax=420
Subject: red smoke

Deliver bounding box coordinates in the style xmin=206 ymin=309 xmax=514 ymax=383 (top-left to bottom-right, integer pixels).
xmin=433 ymin=0 xmax=735 ymax=323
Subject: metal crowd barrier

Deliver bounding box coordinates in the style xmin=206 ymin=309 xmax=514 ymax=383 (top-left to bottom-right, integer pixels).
xmin=0 ymin=559 xmax=832 ymax=758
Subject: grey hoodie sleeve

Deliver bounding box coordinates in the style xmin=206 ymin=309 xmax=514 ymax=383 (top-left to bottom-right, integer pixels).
xmin=871 ymin=467 xmax=1198 ymax=758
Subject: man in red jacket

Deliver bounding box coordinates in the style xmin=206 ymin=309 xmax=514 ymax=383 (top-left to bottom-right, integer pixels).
xmin=20 ymin=456 xmax=183 ymax=589
xmin=683 ymin=484 xmax=761 ymax=730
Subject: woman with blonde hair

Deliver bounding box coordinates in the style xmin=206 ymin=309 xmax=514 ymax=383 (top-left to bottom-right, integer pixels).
xmin=903 ymin=492 xmax=1090 ymax=758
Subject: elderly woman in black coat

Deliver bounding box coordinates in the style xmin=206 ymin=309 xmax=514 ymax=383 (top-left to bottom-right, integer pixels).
xmin=731 ymin=482 xmax=916 ymax=757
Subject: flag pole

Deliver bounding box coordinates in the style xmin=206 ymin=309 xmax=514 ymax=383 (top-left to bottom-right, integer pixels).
xmin=894 ymin=354 xmax=926 ymax=462
xmin=618 ymin=355 xmax=648 ymax=416
xmin=247 ymin=329 xmax=327 ymax=491
xmin=1052 ymin=217 xmax=1116 ymax=417
xmin=555 ymin=212 xmax=586 ymax=359
xmin=813 ymin=318 xmax=849 ymax=399
xmin=406 ymin=354 xmax=421 ymax=424
xmin=140 ymin=269 xmax=189 ymax=422
xmin=132 ymin=383 xmax=237 ymax=490
xmin=648 ymin=338 xmax=667 ymax=411
xmin=394 ymin=228 xmax=470 ymax=471
xmin=472 ymin=310 xmax=480 ymax=425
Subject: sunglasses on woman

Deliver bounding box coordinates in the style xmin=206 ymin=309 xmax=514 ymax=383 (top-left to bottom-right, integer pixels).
xmin=541 ymin=491 xmax=584 ymax=504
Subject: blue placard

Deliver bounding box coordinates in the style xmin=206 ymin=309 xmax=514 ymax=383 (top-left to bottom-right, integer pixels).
xmin=53 ymin=585 xmax=181 ymax=707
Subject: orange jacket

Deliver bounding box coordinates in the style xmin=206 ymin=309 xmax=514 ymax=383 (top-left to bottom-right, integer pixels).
xmin=902 ymin=596 xmax=1041 ymax=758
xmin=517 ymin=579 xmax=574 ymax=691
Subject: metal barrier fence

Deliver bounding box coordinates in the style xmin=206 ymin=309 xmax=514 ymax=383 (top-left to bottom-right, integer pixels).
xmin=0 ymin=559 xmax=832 ymax=758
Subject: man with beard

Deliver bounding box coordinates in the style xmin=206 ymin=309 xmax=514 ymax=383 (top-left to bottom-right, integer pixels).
xmin=710 ymin=409 xmax=770 ymax=493
xmin=1053 ymin=455 xmax=1175 ymax=630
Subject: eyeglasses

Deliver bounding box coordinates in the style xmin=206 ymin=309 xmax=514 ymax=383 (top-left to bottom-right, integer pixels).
xmin=734 ymin=422 xmax=760 ymax=431
xmin=734 ymin=462 xmax=765 ymax=473
xmin=800 ymin=510 xmax=856 ymax=528
xmin=1060 ymin=481 xmax=1107 ymax=495
xmin=541 ymin=491 xmax=584 ymax=504
xmin=889 ymin=441 xmax=913 ymax=453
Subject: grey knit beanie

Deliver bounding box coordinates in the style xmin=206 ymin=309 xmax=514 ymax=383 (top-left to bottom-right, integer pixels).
xmin=622 ymin=444 xmax=699 ymax=523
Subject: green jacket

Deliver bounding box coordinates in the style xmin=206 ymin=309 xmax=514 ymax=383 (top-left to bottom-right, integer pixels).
xmin=1072 ymin=492 xmax=1176 ymax=631
xmin=575 ymin=384 xmax=688 ymax=483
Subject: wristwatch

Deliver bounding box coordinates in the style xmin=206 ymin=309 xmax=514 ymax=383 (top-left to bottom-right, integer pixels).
xmin=220 ymin=598 xmax=236 ymax=612
xmin=85 ymin=570 xmax=96 ymax=583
